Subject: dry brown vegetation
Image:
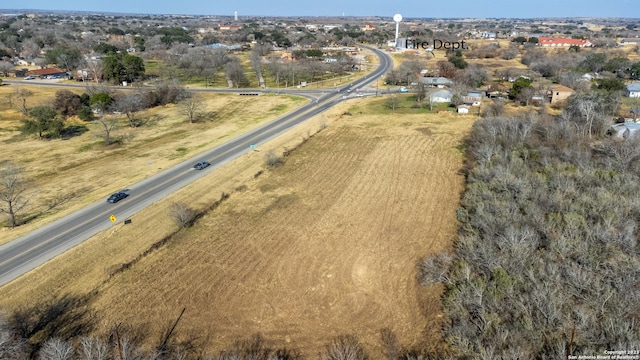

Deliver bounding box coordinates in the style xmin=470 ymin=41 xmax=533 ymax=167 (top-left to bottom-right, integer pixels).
xmin=0 ymin=97 xmax=473 ymax=358
xmin=0 ymin=84 xmax=306 ymax=243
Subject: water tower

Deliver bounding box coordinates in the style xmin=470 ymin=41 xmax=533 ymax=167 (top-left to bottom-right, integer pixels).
xmin=393 ymin=13 xmax=402 ymax=43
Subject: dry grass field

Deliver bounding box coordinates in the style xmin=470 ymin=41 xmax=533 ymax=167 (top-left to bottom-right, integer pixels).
xmin=0 ymin=84 xmax=306 ymax=244
xmin=0 ymin=96 xmax=473 ymax=358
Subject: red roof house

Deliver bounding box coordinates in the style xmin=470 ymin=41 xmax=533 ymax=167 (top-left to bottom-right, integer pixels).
xmin=537 ymin=37 xmax=592 ymax=47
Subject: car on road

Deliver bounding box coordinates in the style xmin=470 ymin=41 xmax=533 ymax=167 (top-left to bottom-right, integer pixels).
xmin=193 ymin=161 xmax=211 ymax=170
xmin=24 ymin=75 xmax=36 ymax=80
xmin=107 ymin=192 xmax=128 ymax=203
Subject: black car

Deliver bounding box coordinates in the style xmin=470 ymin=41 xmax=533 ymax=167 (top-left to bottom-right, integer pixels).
xmin=193 ymin=161 xmax=211 ymax=170
xmin=107 ymin=192 xmax=128 ymax=203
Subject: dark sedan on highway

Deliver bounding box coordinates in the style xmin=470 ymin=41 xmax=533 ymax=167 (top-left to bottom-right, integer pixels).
xmin=193 ymin=161 xmax=211 ymax=170
xmin=107 ymin=192 xmax=128 ymax=203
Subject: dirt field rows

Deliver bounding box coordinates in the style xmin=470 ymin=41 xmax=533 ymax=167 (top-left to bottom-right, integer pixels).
xmin=85 ymin=105 xmax=473 ymax=357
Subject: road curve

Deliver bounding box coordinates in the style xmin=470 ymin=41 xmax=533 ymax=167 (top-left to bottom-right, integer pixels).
xmin=0 ymin=46 xmax=393 ymax=287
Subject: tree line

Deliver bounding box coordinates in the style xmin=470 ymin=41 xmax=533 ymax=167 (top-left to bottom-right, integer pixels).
xmin=421 ymin=91 xmax=640 ymax=358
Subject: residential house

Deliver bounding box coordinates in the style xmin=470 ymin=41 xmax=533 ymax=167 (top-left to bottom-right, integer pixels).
xmin=508 ymin=75 xmax=530 ymax=83
xmin=218 ymin=24 xmax=241 ymax=31
xmin=429 ymin=90 xmax=453 ymax=103
xmin=620 ymin=38 xmax=640 ymax=45
xmin=462 ymin=92 xmax=483 ymax=106
xmin=361 ymin=24 xmax=376 ymax=31
xmin=626 ymin=83 xmax=640 ymax=98
xmin=487 ymin=84 xmax=508 ymax=98
xmin=548 ymin=85 xmax=575 ymax=104
xmin=481 ymin=32 xmax=497 ymax=39
xmin=26 ymin=67 xmax=68 ymax=79
xmin=419 ymin=77 xmax=453 ymax=88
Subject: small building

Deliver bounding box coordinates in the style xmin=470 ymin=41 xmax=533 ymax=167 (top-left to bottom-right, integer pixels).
xmin=457 ymin=104 xmax=470 ymax=114
xmin=430 ymin=90 xmax=453 ymax=103
xmin=626 ymin=83 xmax=640 ymax=98
xmin=548 ymin=85 xmax=575 ymax=104
xmin=462 ymin=92 xmax=483 ymax=106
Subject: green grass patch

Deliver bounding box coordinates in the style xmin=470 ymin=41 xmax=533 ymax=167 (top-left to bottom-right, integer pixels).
xmin=269 ymin=104 xmax=288 ymax=112
xmin=77 ymin=141 xmax=102 ymax=153
xmin=169 ymin=146 xmax=190 ymax=159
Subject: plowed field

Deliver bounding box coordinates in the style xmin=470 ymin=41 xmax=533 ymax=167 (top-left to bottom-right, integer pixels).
xmin=90 ymin=107 xmax=472 ymax=357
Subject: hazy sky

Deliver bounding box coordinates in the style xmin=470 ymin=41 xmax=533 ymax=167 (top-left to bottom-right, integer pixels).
xmin=2 ymin=0 xmax=639 ymax=18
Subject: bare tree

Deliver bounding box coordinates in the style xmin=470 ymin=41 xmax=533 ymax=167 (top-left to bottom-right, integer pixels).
xmin=267 ymin=55 xmax=285 ymax=87
xmin=78 ymin=336 xmax=109 ymax=360
xmin=19 ymin=39 xmax=40 ymax=59
xmin=0 ymin=61 xmax=13 ymax=77
xmin=86 ymin=59 xmax=103 ymax=84
xmin=0 ymin=314 xmax=27 ymax=359
xmin=38 ymin=338 xmax=74 ymax=360
xmin=178 ymin=94 xmax=203 ymax=123
xmin=225 ymin=58 xmax=249 ymax=88
xmin=4 ymin=93 xmax=13 ymax=109
xmin=456 ymin=64 xmax=490 ymax=88
xmin=96 ymin=115 xmax=118 ymax=145
xmin=0 ymin=162 xmax=33 ymax=228
xmin=321 ymin=335 xmax=368 ymax=360
xmin=33 ymin=57 xmax=48 ymax=69
xmin=169 ymin=202 xmax=197 ymax=228
xmin=15 ymin=87 xmax=32 ymax=115
xmin=114 ymin=92 xmax=145 ymax=127
xmin=483 ymin=98 xmax=506 ymax=117
xmin=385 ymin=94 xmax=400 ymax=111
xmin=251 ymin=44 xmax=268 ymax=87
xmin=578 ymin=98 xmax=598 ymax=139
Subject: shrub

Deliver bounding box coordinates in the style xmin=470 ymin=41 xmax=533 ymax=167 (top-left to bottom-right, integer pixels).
xmin=169 ymin=202 xmax=197 ymax=228
xmin=264 ymin=150 xmax=283 ymax=168
xmin=321 ymin=335 xmax=368 ymax=360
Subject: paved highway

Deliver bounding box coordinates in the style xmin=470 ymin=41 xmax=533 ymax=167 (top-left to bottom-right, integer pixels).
xmin=0 ymin=46 xmax=393 ymax=286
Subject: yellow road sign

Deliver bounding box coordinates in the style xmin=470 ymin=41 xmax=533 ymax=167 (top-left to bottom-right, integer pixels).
xmin=109 ymin=215 xmax=116 ymax=223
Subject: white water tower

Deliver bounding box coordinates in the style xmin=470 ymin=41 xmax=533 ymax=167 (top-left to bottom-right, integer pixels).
xmin=234 ymin=11 xmax=238 ymax=21
xmin=393 ymin=13 xmax=402 ymax=43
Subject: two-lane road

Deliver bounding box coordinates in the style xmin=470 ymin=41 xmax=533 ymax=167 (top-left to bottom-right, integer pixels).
xmin=0 ymin=46 xmax=393 ymax=286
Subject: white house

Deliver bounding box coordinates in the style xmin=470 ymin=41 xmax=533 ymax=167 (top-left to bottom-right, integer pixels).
xmin=430 ymin=90 xmax=453 ymax=103
xmin=626 ymin=84 xmax=640 ymax=98
xmin=457 ymin=105 xmax=470 ymax=114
